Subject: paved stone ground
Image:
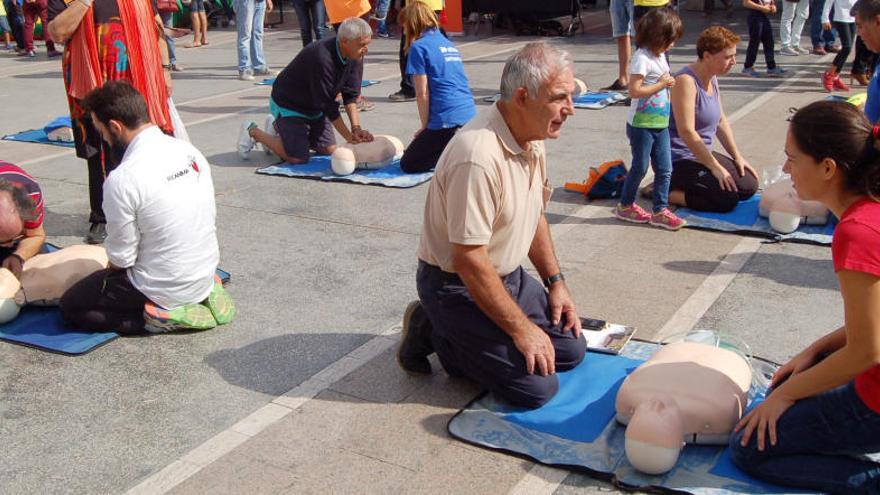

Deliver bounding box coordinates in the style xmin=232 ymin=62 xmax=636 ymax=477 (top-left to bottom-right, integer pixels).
xmin=0 ymin=5 xmax=845 ymax=494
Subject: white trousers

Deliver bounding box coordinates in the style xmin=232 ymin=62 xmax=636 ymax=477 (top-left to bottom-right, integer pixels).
xmin=780 ymin=0 xmax=810 ymax=48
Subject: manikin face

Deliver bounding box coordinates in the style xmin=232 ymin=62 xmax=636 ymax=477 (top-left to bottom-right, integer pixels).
xmin=782 ymin=129 xmax=833 ymax=202
xmin=705 ymin=46 xmax=737 ymax=75
xmin=856 ymin=15 xmax=880 ymax=53
xmin=340 ymin=36 xmax=372 ymax=60
xmin=521 ymin=67 xmax=576 ymax=141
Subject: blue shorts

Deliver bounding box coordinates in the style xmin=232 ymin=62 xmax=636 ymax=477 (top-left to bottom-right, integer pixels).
xmin=610 ymin=0 xmax=634 ymax=38
xmin=189 ymin=0 xmax=206 ymax=13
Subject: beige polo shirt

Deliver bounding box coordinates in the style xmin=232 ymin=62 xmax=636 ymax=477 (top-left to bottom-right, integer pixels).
xmin=418 ymin=103 xmax=552 ymax=277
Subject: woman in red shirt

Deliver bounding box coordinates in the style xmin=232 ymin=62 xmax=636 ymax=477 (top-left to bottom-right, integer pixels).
xmin=729 ymin=100 xmax=880 ymax=493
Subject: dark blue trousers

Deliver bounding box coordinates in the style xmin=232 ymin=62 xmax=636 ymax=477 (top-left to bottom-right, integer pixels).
xmin=416 ymin=261 xmax=586 ymax=409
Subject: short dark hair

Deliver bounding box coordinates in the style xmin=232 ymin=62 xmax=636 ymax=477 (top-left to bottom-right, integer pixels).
xmin=82 ymin=81 xmax=150 ymax=129
xmin=790 ymin=101 xmax=880 ymax=199
xmin=852 ymin=0 xmax=880 ymax=19
xmin=635 ymin=8 xmax=684 ymax=54
xmin=0 ymin=180 xmax=37 ymax=223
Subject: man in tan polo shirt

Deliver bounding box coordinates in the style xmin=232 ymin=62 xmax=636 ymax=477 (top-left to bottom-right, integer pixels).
xmin=398 ymin=42 xmax=586 ymax=409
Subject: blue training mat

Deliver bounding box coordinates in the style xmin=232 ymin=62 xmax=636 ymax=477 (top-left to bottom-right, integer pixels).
xmin=256 ymin=78 xmax=381 ymax=87
xmin=0 ymin=243 xmax=232 ymax=355
xmin=0 ymin=307 xmax=118 ymax=355
xmin=255 ymin=155 xmax=433 ymax=188
xmin=448 ymin=341 xmax=817 ymax=495
xmin=2 ymin=128 xmax=75 ymax=148
xmin=573 ymin=91 xmax=629 ymax=109
xmin=676 ymin=194 xmax=836 ymax=246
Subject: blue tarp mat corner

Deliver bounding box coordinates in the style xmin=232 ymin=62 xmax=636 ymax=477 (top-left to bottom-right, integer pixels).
xmin=676 ymin=194 xmax=836 ymax=246
xmin=255 ymin=155 xmax=433 ymax=188
xmin=256 ymin=78 xmax=381 ymax=87
xmin=448 ymin=341 xmax=817 ymax=495
xmin=0 ymin=306 xmax=118 ymax=355
xmin=2 ymin=128 xmax=75 ymax=148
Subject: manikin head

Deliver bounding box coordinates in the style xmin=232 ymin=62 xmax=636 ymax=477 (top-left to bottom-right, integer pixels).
xmin=695 ymin=26 xmax=741 ymax=77
xmin=625 ymin=399 xmax=685 ymax=475
xmin=0 ymin=268 xmax=21 ymax=323
xmin=83 ymin=81 xmax=152 ymax=157
xmin=498 ymin=42 xmax=576 ymax=146
xmin=336 ymin=17 xmax=372 ymax=61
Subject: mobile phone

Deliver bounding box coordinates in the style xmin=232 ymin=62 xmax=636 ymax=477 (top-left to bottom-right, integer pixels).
xmin=580 ymin=317 xmax=608 ymax=331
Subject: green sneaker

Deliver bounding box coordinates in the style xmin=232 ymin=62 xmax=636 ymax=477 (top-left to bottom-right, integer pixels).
xmin=205 ymin=278 xmax=236 ymax=325
xmin=143 ymin=301 xmax=217 ymax=333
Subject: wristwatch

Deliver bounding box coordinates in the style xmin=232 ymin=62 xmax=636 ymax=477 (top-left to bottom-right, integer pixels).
xmin=543 ymin=272 xmax=565 ymax=288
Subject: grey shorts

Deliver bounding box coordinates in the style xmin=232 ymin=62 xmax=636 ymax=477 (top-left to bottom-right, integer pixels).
xmin=610 ymin=0 xmax=634 ymax=38
xmin=275 ymin=116 xmax=336 ymax=162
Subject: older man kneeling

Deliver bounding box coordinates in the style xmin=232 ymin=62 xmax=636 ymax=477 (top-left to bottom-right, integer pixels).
xmin=398 ymin=43 xmax=587 ymax=409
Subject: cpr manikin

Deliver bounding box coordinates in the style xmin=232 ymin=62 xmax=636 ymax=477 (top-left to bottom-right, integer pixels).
xmin=615 ymin=341 xmax=752 ymax=474
xmin=0 ymin=245 xmax=109 ymax=323
xmin=331 ymin=135 xmax=405 ymax=176
xmin=759 ymin=178 xmax=830 ymax=234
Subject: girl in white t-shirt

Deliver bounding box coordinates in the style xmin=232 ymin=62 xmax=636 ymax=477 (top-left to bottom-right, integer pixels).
xmin=616 ymin=8 xmax=686 ymax=230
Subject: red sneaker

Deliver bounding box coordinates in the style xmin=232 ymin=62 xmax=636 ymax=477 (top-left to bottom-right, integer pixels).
xmin=833 ymin=74 xmax=850 ymax=91
xmin=822 ymin=71 xmax=835 ymax=92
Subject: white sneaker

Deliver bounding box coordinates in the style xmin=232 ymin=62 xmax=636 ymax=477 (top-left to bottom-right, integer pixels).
xmin=780 ymin=46 xmax=799 ymax=56
xmin=238 ymin=121 xmax=256 ymax=159
xmin=796 ymin=46 xmax=811 ymax=55
xmin=238 ymin=70 xmax=254 ymax=81
xmin=261 ymin=114 xmax=276 ymax=155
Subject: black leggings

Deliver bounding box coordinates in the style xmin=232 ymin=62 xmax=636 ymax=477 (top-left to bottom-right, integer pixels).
xmin=670 ymin=152 xmax=759 ymax=212
xmin=853 ymin=36 xmax=878 ymax=76
xmin=745 ymin=11 xmax=777 ymax=70
xmin=400 ymin=127 xmax=459 ymax=173
xmin=60 ymin=268 xmax=149 ymax=334
xmin=833 ymin=21 xmax=856 ymax=73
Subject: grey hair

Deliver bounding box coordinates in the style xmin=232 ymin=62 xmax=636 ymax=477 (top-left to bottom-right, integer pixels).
xmin=852 ymin=0 xmax=880 ymax=19
xmin=337 ymin=17 xmax=373 ymax=41
xmin=499 ymin=42 xmax=573 ymax=101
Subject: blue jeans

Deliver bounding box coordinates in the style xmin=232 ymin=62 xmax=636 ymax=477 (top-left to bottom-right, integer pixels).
xmin=810 ymin=0 xmax=837 ymax=48
xmin=730 ymin=382 xmax=880 ymax=494
xmin=621 ymin=124 xmax=672 ymax=212
xmin=160 ymin=11 xmax=177 ymax=66
xmin=291 ymin=0 xmax=326 ymax=47
xmin=374 ymin=0 xmax=391 ymax=33
xmin=233 ymin=0 xmax=267 ymax=73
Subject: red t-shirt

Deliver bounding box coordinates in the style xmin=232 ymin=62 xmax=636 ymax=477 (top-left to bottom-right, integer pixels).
xmin=833 ymin=199 xmax=880 ymax=412
xmin=0 ymin=162 xmax=44 ymax=231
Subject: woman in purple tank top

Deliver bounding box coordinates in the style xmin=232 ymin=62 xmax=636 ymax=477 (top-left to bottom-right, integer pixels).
xmin=665 ymin=26 xmax=760 ymax=212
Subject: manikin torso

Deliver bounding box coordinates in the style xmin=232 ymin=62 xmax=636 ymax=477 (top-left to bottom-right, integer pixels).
xmin=330 ymin=135 xmax=405 ymax=175
xmin=615 ymin=341 xmax=752 ymax=474
xmin=759 ymin=178 xmax=830 ymax=234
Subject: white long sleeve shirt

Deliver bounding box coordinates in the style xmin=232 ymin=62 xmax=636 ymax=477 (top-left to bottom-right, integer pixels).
xmin=823 ymin=0 xmax=855 ymax=24
xmin=103 ymin=126 xmax=219 ymax=310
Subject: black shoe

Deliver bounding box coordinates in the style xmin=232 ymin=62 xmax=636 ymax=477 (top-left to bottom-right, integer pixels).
xmin=85 ymin=222 xmax=106 ymax=245
xmin=397 ymin=300 xmax=434 ymax=375
xmin=601 ymin=79 xmax=627 ymax=91
xmin=388 ymin=90 xmax=417 ymax=102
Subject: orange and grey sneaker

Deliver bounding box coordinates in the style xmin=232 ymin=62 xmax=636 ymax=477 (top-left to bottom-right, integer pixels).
xmin=204 ymin=275 xmax=236 ymax=325
xmin=649 ymin=208 xmax=687 ymax=231
xmin=143 ymin=301 xmax=217 ymax=333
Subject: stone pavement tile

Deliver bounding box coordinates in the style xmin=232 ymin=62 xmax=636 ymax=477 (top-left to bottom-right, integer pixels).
xmin=406 ymin=443 xmax=533 ymax=495
xmin=330 ymin=346 xmax=435 ymax=403
xmin=169 ymin=450 xmax=299 ymax=495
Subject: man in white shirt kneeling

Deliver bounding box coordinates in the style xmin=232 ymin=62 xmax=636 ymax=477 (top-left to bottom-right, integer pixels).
xmin=60 ymin=81 xmax=234 ymax=334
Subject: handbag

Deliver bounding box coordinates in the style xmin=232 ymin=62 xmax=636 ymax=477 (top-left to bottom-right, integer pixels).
xmin=157 ymin=0 xmax=179 ymax=13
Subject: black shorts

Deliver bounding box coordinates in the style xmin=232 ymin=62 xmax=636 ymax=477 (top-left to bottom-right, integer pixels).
xmin=275 ymin=115 xmax=336 ymax=162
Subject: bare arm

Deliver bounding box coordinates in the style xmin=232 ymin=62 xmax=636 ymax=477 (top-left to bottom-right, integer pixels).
xmin=452 ymin=243 xmax=557 ymax=375
xmin=14 ymin=225 xmax=45 ymax=262
xmin=628 ymin=74 xmax=671 ymax=100
xmin=742 ymin=0 xmax=771 ymax=12
xmin=414 ymin=74 xmax=429 ymax=130
xmin=714 ymin=103 xmax=745 ymax=163
xmin=528 ymin=216 xmax=581 ymax=334
xmin=47 ymin=0 xmax=91 ymax=43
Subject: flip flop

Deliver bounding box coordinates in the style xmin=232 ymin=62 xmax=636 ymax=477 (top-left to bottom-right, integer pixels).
xmin=183 ymin=42 xmax=202 ymax=48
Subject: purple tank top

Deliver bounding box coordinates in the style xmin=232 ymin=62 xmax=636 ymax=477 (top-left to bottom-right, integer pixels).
xmin=669 ymin=66 xmax=722 ymax=163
